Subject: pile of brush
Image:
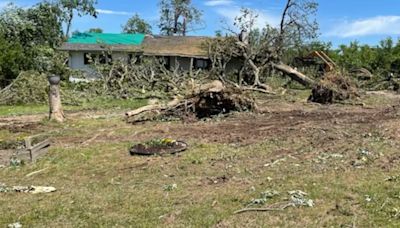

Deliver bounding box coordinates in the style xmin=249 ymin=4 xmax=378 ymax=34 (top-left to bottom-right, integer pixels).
xmin=125 ymin=80 xmax=259 ymax=123
xmin=309 ymin=72 xmax=359 ymax=104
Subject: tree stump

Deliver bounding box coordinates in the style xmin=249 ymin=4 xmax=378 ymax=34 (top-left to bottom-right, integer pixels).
xmin=48 ymin=75 xmax=64 ymax=122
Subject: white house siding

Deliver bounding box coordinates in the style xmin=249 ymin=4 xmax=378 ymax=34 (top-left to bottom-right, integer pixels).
xmin=68 ymin=51 xmax=239 ymax=80
xmin=69 ymin=51 xmax=131 ymax=80
xmin=69 ymin=52 xmax=87 ymax=70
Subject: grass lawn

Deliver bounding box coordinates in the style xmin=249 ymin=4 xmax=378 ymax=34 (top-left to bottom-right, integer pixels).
xmin=0 ymin=98 xmax=148 ymax=117
xmin=1 ymin=92 xmax=400 ymax=227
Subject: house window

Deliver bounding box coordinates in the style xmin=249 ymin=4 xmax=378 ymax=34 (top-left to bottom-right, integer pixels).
xmin=99 ymin=54 xmax=107 ymax=64
xmin=84 ymin=53 xmax=97 ymax=65
xmin=84 ymin=53 xmax=112 ymax=65
xmin=194 ymin=58 xmax=210 ymax=70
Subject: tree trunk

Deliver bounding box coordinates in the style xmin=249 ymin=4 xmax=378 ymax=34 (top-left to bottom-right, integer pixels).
xmin=65 ymin=11 xmax=73 ymax=38
xmin=49 ymin=84 xmax=64 ymax=122
xmin=271 ymin=63 xmax=315 ymax=87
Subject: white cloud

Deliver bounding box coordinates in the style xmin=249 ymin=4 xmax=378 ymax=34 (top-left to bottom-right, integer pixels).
xmin=204 ymin=0 xmax=234 ymax=7
xmin=216 ymin=7 xmax=279 ymax=29
xmin=328 ymin=16 xmax=400 ymax=37
xmin=97 ymin=9 xmax=132 ymax=16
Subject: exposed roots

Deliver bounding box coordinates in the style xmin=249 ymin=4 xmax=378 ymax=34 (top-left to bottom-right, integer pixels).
xmin=309 ymin=72 xmax=358 ymax=104
xmin=126 ymin=80 xmax=259 ymax=123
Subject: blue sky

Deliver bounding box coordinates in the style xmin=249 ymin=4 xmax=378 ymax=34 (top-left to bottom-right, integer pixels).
xmin=2 ymin=0 xmax=400 ymax=47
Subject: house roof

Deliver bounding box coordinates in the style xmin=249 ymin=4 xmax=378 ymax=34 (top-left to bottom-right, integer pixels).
xmin=59 ymin=43 xmax=143 ymax=52
xmin=68 ymin=33 xmax=146 ymax=45
xmin=59 ymin=33 xmax=211 ymax=58
xmin=142 ymin=35 xmax=210 ymax=59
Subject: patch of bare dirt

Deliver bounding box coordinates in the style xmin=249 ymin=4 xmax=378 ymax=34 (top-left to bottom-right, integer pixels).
xmin=0 ymin=150 xmax=13 ymax=166
xmin=118 ymin=105 xmax=396 ymax=145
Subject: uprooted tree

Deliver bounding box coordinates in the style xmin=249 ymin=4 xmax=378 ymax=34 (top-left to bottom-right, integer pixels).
xmin=208 ymin=1 xmax=319 ymax=92
xmin=206 ymin=1 xmax=357 ymax=104
xmin=125 ymin=80 xmax=259 ymax=123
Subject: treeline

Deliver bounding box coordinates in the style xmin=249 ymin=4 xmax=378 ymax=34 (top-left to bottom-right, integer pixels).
xmin=299 ymin=38 xmax=400 ymax=78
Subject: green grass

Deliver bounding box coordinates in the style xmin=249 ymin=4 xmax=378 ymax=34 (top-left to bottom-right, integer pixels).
xmin=0 ymin=98 xmax=147 ymax=117
xmin=1 ymin=93 xmax=400 ymax=227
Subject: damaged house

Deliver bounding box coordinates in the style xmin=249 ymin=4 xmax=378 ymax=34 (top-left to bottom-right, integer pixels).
xmin=60 ymin=33 xmax=239 ymax=79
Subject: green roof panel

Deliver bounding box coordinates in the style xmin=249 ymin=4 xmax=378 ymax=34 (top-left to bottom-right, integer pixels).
xmin=68 ymin=33 xmax=145 ymax=45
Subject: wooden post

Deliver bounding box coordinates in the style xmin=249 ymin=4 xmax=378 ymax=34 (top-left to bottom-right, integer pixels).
xmin=189 ymin=57 xmax=194 ymax=77
xmin=48 ymin=75 xmax=64 ymax=122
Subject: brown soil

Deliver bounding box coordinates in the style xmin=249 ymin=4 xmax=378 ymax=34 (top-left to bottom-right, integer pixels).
xmin=117 ymin=105 xmax=397 ymax=146
xmin=0 ymin=150 xmax=13 ymax=166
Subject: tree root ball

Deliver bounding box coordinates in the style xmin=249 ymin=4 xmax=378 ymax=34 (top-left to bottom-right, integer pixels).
xmin=308 ymin=72 xmax=358 ymax=104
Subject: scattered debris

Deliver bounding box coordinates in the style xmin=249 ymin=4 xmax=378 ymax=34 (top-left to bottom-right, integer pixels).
xmin=0 ymin=184 xmax=56 ymax=194
xmin=235 ymin=190 xmax=314 ymax=214
xmin=207 ymin=175 xmax=229 ymax=185
xmin=351 ymin=148 xmax=377 ymax=168
xmin=163 ymin=183 xmax=177 ymax=192
xmin=9 ymin=158 xmax=24 ymax=167
xmin=391 ymin=208 xmax=400 ymax=218
xmin=130 ymin=138 xmax=187 ymax=156
xmin=25 ymin=167 xmax=50 ymax=178
xmin=288 ymin=190 xmax=314 ymax=207
xmin=385 ymin=175 xmax=400 ymax=182
xmin=315 ymin=153 xmax=344 ymax=164
xmin=249 ymin=190 xmax=280 ymax=206
xmin=365 ymin=195 xmax=372 ymax=202
xmin=264 ymin=157 xmax=286 ymax=167
xmin=7 ymin=222 xmax=22 ymax=228
xmin=126 ymin=80 xmax=259 ymax=123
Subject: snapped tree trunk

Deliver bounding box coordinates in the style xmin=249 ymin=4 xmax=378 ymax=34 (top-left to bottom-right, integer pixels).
xmin=49 ymin=84 xmax=64 ymax=122
xmin=271 ymin=63 xmax=315 ymax=87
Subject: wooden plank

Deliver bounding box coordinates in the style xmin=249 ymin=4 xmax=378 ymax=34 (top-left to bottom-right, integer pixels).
xmin=16 ymin=138 xmax=51 ymax=163
xmin=31 ymin=139 xmax=51 ymax=162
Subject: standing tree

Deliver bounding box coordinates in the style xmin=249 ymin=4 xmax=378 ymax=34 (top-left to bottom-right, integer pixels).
xmin=277 ymin=0 xmax=319 ymax=55
xmin=57 ymin=0 xmax=98 ymax=37
xmin=0 ymin=2 xmax=65 ymax=85
xmin=123 ymin=14 xmax=152 ymax=34
xmin=158 ymin=0 xmax=203 ymax=36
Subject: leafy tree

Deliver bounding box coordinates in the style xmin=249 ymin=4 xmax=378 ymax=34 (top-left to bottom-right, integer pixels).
xmin=27 ymin=2 xmax=63 ymax=47
xmin=0 ymin=2 xmax=63 ymax=47
xmin=158 ymin=0 xmax=203 ymax=36
xmin=0 ymin=2 xmax=66 ymax=86
xmin=123 ymin=14 xmax=152 ymax=34
xmin=87 ymin=28 xmax=103 ymax=33
xmin=56 ymin=0 xmax=98 ymax=37
xmin=0 ymin=33 xmax=26 ymax=87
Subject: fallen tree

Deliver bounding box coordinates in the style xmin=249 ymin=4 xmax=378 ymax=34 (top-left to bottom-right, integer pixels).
xmin=308 ymin=72 xmax=358 ymax=104
xmin=125 ymin=80 xmax=259 ymax=123
xmin=271 ymin=63 xmax=316 ymax=87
